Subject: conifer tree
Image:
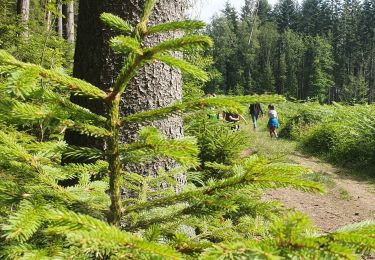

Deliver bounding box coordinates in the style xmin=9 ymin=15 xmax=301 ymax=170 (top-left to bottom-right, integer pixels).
xmin=0 ymin=0 xmax=374 ymax=258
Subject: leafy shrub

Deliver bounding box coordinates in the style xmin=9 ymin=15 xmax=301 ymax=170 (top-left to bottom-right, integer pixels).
xmin=186 ymin=113 xmax=249 ymax=165
xmin=280 ymin=102 xmax=375 ymax=169
xmin=278 ymin=102 xmax=335 ymax=139
xmin=301 ymin=123 xmax=343 ymax=154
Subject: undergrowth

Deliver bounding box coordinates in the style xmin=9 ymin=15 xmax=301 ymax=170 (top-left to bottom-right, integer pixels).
xmin=278 ymin=102 xmax=375 ymax=173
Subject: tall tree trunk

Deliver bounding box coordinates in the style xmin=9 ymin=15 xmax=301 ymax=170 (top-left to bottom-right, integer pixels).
xmin=65 ymin=0 xmax=75 ymax=43
xmin=57 ymin=0 xmax=63 ymax=37
xmin=66 ymin=0 xmax=185 ymax=173
xmin=46 ymin=0 xmax=52 ymax=31
xmin=17 ymin=0 xmax=30 ymax=37
xmin=368 ymin=43 xmax=374 ymax=104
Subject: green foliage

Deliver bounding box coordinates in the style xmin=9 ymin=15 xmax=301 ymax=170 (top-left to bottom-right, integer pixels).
xmin=0 ymin=1 xmax=374 ymax=259
xmin=279 ymin=102 xmax=375 ymax=169
xmin=202 ymin=213 xmax=375 ymax=259
xmin=186 ymin=115 xmax=249 ymax=165
xmin=205 ymin=0 xmax=374 ymax=103
xmin=0 ymin=1 xmax=74 ymax=70
xmin=148 ymin=20 xmax=206 ymax=35
xmin=100 ymin=13 xmax=133 ymax=34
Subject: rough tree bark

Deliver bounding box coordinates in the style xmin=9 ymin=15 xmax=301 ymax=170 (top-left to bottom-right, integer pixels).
xmin=57 ymin=0 xmax=63 ymax=37
xmin=16 ymin=0 xmax=30 ymax=37
xmin=67 ymin=0 xmax=185 ymax=175
xmin=65 ymin=0 xmax=75 ymax=43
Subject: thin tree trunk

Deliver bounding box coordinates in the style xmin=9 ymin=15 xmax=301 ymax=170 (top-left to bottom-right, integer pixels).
xmin=17 ymin=0 xmax=30 ymax=37
xmin=57 ymin=0 xmax=63 ymax=38
xmin=46 ymin=0 xmax=52 ymax=30
xmin=368 ymin=43 xmax=374 ymax=104
xmin=66 ymin=0 xmax=75 ymax=43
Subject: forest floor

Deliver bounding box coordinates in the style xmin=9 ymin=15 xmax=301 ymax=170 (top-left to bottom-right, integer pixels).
xmin=244 ymin=119 xmax=375 ymax=233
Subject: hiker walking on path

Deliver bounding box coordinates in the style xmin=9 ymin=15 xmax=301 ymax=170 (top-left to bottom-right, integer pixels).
xmin=249 ymin=103 xmax=263 ymax=130
xmin=267 ymin=104 xmax=279 ymax=138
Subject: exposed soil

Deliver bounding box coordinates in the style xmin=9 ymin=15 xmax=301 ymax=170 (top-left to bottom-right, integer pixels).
xmin=264 ymin=153 xmax=375 ymax=233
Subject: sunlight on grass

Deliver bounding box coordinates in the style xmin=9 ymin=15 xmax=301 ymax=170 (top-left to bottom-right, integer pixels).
xmin=242 ymin=118 xmax=297 ymax=161
xmin=303 ymin=171 xmax=336 ymax=189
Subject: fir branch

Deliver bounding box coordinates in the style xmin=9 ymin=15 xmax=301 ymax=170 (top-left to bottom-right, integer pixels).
xmin=140 ymin=0 xmax=156 ymax=25
xmin=147 ymin=20 xmax=206 ymax=35
xmin=2 ymin=200 xmax=45 ymax=242
xmin=0 ymin=99 xmax=51 ymax=124
xmin=63 ymin=120 xmax=111 ymax=138
xmin=110 ymin=36 xmax=143 ymax=55
xmin=122 ymin=95 xmax=284 ymax=125
xmin=155 ymin=54 xmax=209 ymax=81
xmin=121 ymin=127 xmax=199 ymax=168
xmin=44 ymin=90 xmax=107 ymax=124
xmin=0 ymin=130 xmax=32 ymax=163
xmin=63 ymin=146 xmax=104 ymax=162
xmin=0 ymin=51 xmax=106 ymax=99
xmin=111 ymin=53 xmax=147 ymax=98
xmin=100 ymin=13 xmax=133 ymax=33
xmin=45 ymin=209 xmax=182 ymax=259
xmin=146 ymin=35 xmax=213 ymax=54
xmin=254 ymin=176 xmax=324 ymax=192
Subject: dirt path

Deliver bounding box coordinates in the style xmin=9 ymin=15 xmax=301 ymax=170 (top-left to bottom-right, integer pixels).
xmin=264 ymin=153 xmax=375 ymax=232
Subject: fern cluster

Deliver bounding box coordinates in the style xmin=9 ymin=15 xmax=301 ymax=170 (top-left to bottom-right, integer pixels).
xmin=278 ymin=102 xmax=375 ymax=169
xmin=0 ymin=0 xmax=374 ymax=259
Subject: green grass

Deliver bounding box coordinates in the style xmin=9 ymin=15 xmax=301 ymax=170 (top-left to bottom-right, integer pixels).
xmin=243 ymin=117 xmax=297 ymax=161
xmin=337 ymin=188 xmax=352 ymax=201
xmin=303 ymin=171 xmax=336 ymax=189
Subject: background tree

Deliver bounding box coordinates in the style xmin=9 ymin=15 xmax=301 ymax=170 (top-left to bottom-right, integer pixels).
xmin=64 ymin=0 xmax=75 ymax=43
xmin=205 ymin=0 xmax=375 ymax=104
xmin=17 ymin=0 xmax=30 ymax=37
xmin=56 ymin=0 xmax=63 ymax=37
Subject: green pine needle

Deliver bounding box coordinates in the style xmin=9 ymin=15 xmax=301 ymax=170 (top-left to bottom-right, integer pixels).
xmin=147 ymin=20 xmax=206 ymax=34
xmin=110 ymin=36 xmax=143 ymax=55
xmin=147 ymin=35 xmax=213 ymax=55
xmin=100 ymin=13 xmax=133 ymax=33
xmin=155 ymin=54 xmax=209 ymax=81
xmin=141 ymin=0 xmax=156 ymax=24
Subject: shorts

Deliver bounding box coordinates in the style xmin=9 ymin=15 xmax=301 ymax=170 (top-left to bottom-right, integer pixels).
xmin=268 ymin=118 xmax=279 ymax=129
